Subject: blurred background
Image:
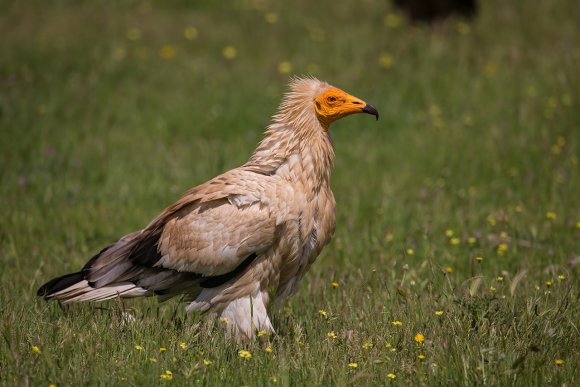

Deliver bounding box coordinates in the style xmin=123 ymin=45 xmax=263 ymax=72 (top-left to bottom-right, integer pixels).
xmin=0 ymin=0 xmax=578 ymax=384
xmin=1 ymin=0 xmax=577 ymax=269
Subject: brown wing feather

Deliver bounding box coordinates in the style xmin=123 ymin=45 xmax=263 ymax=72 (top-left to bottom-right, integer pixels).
xmin=80 ymin=169 xmax=280 ymax=292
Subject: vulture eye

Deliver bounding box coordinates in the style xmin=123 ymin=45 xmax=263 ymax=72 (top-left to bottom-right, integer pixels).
xmin=327 ymin=96 xmax=337 ymax=103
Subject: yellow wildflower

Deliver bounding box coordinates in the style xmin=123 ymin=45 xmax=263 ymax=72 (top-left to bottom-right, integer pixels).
xmin=362 ymin=342 xmax=373 ymax=350
xmin=429 ymin=105 xmax=441 ymax=116
xmin=278 ymin=61 xmax=292 ymax=74
xmin=483 ymin=61 xmax=497 ymax=78
xmin=219 ymin=317 xmax=229 ymax=324
xmin=576 ymin=221 xmax=580 ymax=229
xmin=159 ymin=45 xmax=176 ymax=60
xmin=388 ymin=373 xmax=396 ymax=379
xmin=179 ymin=342 xmax=188 ymax=350
xmin=457 ymin=21 xmax=470 ymax=35
xmin=331 ymin=281 xmax=339 ymax=288
xmin=433 ymin=116 xmax=444 ymax=128
xmin=561 ymin=95 xmax=572 ymax=106
xmin=160 ymin=370 xmax=173 ymax=381
xmin=270 ymin=376 xmax=278 ymax=383
xmin=222 ymin=46 xmax=237 ymax=60
xmin=450 ymin=237 xmax=460 ymax=246
xmin=546 ymin=212 xmax=557 ymax=220
xmin=445 ymin=229 xmax=454 ymax=237
xmin=126 ymin=27 xmax=141 ymax=41
xmin=489 ymin=286 xmax=497 ymax=292
xmin=406 ymin=248 xmax=414 ymax=255
xmin=446 ymin=267 xmax=453 ymax=273
xmin=257 ymin=330 xmax=268 ymax=337
xmin=265 ymin=346 xmax=272 ymax=353
xmin=418 ymin=354 xmax=426 ymax=360
xmin=264 ymin=12 xmax=278 ymax=24
xmin=391 ymin=321 xmax=403 ymax=326
xmin=555 ymin=359 xmax=564 ymax=366
xmin=203 ymin=359 xmax=213 ymax=366
xmin=348 ymin=362 xmax=358 ymax=369
xmin=497 ymin=276 xmax=504 ymax=282
xmin=378 ymin=53 xmax=394 ymax=70
xmin=467 ymin=236 xmax=477 ymax=245
xmin=183 ymin=26 xmax=198 ymax=40
xmin=475 ymin=256 xmax=484 ymax=262
xmin=32 ymin=345 xmax=41 ymax=354
xmin=134 ymin=345 xmax=143 ymax=351
xmin=238 ymin=350 xmax=252 ymax=359
xmin=327 ymin=331 xmax=338 ymax=339
xmin=49 ymin=384 xmax=56 ymax=387
xmin=112 ymin=47 xmax=126 ymax=61
xmin=160 ymin=347 xmax=167 ymax=352
xmin=497 ymin=243 xmax=508 ymax=255
xmin=385 ymin=232 xmax=394 ymax=242
xmin=435 ymin=311 xmax=444 ymax=316
xmin=415 ymin=333 xmax=425 ymax=343
xmin=545 ymin=281 xmax=553 ymax=287
xmin=318 ymin=309 xmax=328 ymax=318
xmin=384 ymin=13 xmax=402 ymax=28
xmin=557 ymin=275 xmax=565 ymax=280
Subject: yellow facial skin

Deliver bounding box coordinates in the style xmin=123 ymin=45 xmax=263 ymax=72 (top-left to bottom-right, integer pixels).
xmin=314 ymin=87 xmax=378 ymax=130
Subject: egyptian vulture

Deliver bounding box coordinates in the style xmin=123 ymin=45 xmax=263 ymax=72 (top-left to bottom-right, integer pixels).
xmin=38 ymin=77 xmax=379 ymax=340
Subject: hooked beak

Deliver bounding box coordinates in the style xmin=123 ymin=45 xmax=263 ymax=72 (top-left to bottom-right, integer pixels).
xmin=316 ymin=89 xmax=380 ymax=130
xmin=362 ymin=104 xmax=379 ymax=120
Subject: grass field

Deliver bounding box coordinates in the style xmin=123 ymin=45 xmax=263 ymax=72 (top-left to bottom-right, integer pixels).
xmin=1 ymin=0 xmax=579 ymax=385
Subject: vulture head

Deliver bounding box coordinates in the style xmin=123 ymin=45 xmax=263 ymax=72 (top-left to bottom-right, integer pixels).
xmin=275 ymin=77 xmax=379 ymax=131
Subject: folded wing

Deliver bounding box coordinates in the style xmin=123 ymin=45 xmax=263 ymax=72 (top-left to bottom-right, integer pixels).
xmin=38 ymin=170 xmax=279 ymax=303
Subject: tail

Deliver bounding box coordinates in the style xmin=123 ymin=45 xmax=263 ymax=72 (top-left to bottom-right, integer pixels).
xmin=36 ymin=271 xmax=151 ymax=303
xmin=36 ymin=230 xmax=202 ymax=304
xmin=37 ymin=272 xmax=84 ymax=299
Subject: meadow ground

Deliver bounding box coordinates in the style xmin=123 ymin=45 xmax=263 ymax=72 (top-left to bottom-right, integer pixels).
xmin=1 ymin=0 xmax=578 ymax=385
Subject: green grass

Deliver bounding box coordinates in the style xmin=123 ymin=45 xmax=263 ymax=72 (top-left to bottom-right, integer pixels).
xmin=1 ymin=0 xmax=579 ymax=385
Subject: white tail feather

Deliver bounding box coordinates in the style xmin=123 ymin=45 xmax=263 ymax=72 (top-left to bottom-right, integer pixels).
xmin=49 ymin=280 xmax=150 ymax=303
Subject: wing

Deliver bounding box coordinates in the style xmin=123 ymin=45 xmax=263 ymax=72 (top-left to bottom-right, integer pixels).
xmin=155 ymin=196 xmax=275 ymax=276
xmin=43 ymin=169 xmax=284 ymax=301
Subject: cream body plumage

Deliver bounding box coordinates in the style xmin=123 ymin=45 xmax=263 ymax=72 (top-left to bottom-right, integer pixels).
xmin=37 ymin=77 xmax=379 ymax=340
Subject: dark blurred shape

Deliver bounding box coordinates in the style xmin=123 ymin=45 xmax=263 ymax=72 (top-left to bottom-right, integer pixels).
xmin=393 ymin=0 xmax=477 ymax=23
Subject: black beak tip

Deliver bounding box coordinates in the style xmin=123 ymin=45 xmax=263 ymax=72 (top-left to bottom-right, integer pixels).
xmin=362 ymin=104 xmax=379 ymax=120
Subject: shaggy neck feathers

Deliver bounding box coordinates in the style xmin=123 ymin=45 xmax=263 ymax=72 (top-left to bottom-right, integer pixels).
xmin=245 ymin=78 xmax=335 ymax=189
